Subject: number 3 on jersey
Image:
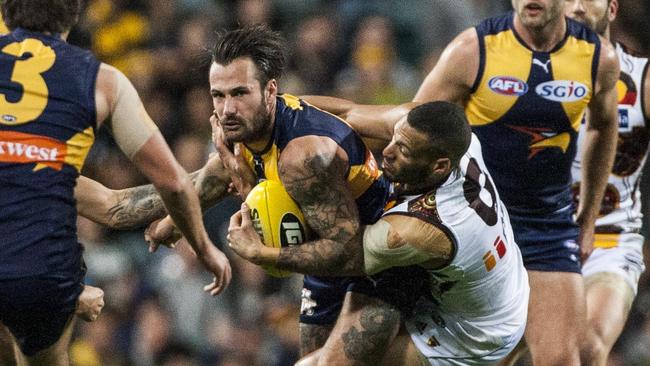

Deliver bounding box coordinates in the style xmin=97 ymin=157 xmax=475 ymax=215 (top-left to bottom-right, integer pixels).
xmin=0 ymin=38 xmax=55 ymax=125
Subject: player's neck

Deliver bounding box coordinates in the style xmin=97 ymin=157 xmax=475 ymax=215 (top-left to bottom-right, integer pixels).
xmin=602 ymin=27 xmax=611 ymax=41
xmin=514 ymin=15 xmax=566 ymax=52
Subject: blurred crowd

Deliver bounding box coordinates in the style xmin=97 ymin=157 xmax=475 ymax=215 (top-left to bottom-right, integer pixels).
xmin=68 ymin=1 xmax=650 ymax=365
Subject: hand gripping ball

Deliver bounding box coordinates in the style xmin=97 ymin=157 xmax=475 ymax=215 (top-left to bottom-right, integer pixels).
xmin=244 ymin=180 xmax=309 ymax=277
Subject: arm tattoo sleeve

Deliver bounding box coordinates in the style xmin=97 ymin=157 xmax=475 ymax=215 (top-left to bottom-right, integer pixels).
xmin=194 ymin=172 xmax=229 ymax=210
xmin=276 ymin=151 xmax=363 ymax=275
xmin=107 ymin=168 xmax=229 ymax=229
xmin=108 ymin=183 xmax=167 ymax=229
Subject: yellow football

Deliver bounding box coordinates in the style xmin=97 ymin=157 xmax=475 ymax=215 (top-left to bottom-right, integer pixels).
xmin=244 ymin=180 xmax=309 ymax=277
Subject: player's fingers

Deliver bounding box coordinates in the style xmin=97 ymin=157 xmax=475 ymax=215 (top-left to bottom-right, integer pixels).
xmin=204 ymin=278 xmax=221 ymax=296
xmin=229 ymin=210 xmax=243 ymax=230
xmin=239 ymin=203 xmax=251 ymax=226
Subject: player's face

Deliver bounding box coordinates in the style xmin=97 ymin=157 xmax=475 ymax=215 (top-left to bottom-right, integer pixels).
xmin=382 ymin=119 xmax=437 ymax=185
xmin=210 ymin=57 xmax=274 ymax=144
xmin=512 ymin=0 xmax=564 ymax=30
xmin=565 ymin=0 xmax=612 ymax=35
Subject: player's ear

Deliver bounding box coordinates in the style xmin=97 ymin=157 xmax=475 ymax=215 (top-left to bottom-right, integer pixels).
xmin=265 ymin=79 xmax=278 ymax=104
xmin=432 ymin=157 xmax=452 ymax=177
xmin=608 ymin=0 xmax=618 ymax=22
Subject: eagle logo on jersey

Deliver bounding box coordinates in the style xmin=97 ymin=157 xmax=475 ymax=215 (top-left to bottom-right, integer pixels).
xmin=506 ymin=125 xmax=570 ymax=159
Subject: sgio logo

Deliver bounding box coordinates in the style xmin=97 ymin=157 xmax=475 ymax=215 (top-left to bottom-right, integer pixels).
xmin=488 ymin=76 xmax=528 ymax=96
xmin=535 ymin=80 xmax=588 ymax=102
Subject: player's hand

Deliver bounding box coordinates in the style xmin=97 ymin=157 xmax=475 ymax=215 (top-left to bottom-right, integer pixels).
xmin=145 ymin=216 xmax=182 ymax=252
xmin=75 ymin=285 xmax=105 ymax=322
xmin=577 ymin=220 xmax=595 ymax=263
xmin=227 ymin=203 xmax=268 ymax=265
xmin=211 ymin=114 xmax=255 ymax=199
xmin=199 ymin=245 xmax=232 ymax=296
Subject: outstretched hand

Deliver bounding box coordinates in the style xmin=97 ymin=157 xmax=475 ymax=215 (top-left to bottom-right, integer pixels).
xmin=227 ymin=203 xmax=273 ymax=265
xmin=211 ymin=114 xmax=256 ymax=199
xmin=199 ymin=245 xmax=232 ymax=296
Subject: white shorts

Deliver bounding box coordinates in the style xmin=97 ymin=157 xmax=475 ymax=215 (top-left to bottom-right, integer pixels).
xmin=582 ymin=232 xmax=645 ymax=295
xmin=405 ymin=301 xmax=526 ymax=366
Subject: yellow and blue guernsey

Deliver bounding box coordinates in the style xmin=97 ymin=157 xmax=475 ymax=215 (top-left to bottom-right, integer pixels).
xmin=240 ymin=94 xmax=389 ymax=225
xmin=239 ymin=94 xmax=427 ymax=325
xmin=467 ymin=13 xmax=600 ymax=216
xmin=0 ymin=28 xmax=98 ymax=278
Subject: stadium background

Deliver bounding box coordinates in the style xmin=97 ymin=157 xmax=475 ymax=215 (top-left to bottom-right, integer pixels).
xmin=14 ymin=1 xmax=649 ymax=365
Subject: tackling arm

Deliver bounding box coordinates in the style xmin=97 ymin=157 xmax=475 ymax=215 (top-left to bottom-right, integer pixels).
xmin=301 ymin=95 xmax=415 ymax=143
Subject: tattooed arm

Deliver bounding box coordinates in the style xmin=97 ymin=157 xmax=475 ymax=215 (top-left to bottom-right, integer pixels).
xmin=76 ymin=153 xmax=232 ymax=229
xmin=277 ymin=136 xmax=362 ymax=275
xmin=228 ymin=135 xmax=365 ymax=276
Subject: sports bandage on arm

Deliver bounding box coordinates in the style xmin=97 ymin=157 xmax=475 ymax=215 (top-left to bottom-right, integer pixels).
xmin=363 ymin=219 xmax=434 ymax=275
xmin=110 ymin=71 xmax=159 ymax=159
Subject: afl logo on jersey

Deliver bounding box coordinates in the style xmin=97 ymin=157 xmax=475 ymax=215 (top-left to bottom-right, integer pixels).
xmin=488 ymin=76 xmax=528 ymax=96
xmin=535 ymin=80 xmax=588 ymax=102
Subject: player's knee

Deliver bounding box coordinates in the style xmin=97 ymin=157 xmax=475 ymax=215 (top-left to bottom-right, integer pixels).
xmin=580 ymin=329 xmax=608 ymax=365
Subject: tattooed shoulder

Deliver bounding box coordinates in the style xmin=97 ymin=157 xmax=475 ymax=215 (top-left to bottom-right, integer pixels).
xmin=279 ymin=145 xmax=359 ymax=242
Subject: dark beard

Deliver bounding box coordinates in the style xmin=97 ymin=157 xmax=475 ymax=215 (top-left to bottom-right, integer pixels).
xmin=593 ymin=15 xmax=609 ymax=35
xmin=222 ymin=98 xmax=272 ymax=146
xmin=389 ymin=164 xmax=431 ymax=186
xmin=245 ymin=103 xmax=273 ymax=143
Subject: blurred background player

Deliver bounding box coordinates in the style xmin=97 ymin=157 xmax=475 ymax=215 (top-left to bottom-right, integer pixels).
xmin=565 ymin=0 xmax=649 ymax=364
xmin=412 ymin=0 xmax=619 ymax=364
xmin=0 ymin=1 xmax=230 ymax=364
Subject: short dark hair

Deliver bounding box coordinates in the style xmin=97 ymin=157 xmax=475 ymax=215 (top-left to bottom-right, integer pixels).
xmin=212 ymin=25 xmax=287 ymax=86
xmin=406 ymin=101 xmax=472 ymax=165
xmin=1 ymin=0 xmax=81 ymax=34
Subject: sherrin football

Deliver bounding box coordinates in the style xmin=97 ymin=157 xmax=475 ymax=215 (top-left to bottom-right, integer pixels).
xmin=244 ymin=180 xmax=309 ymax=277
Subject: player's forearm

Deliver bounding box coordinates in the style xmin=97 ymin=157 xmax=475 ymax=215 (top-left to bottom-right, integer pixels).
xmin=577 ymin=123 xmax=617 ymax=225
xmin=157 ymin=174 xmax=211 ymax=254
xmin=105 ymin=166 xmax=229 ymax=228
xmin=193 ymin=164 xmax=230 ymax=211
xmin=76 ymin=176 xmax=122 ymax=227
xmin=258 ymin=237 xmax=365 ymax=276
xmin=106 ymin=183 xmax=167 ymax=229
xmin=301 ymin=95 xmax=357 ymax=119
